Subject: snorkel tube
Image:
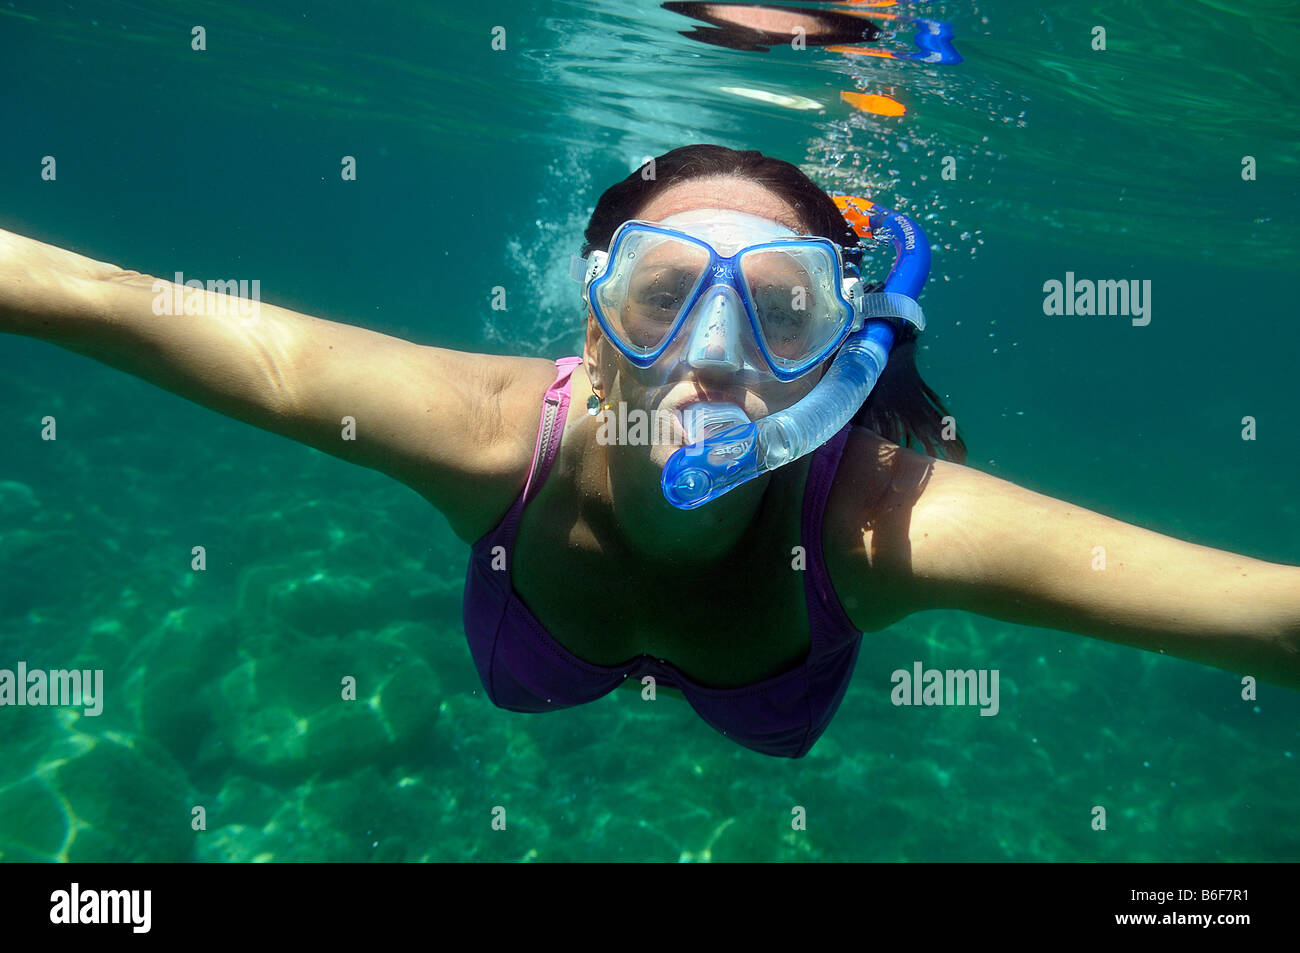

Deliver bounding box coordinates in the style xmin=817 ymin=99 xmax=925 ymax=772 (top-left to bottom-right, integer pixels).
xmin=661 ymin=198 xmax=929 ymax=509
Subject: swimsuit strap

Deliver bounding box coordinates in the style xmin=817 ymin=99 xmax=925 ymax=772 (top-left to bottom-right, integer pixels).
xmin=801 ymin=423 xmax=859 ymax=651
xmin=490 ymin=357 xmax=582 ymax=550
xmin=521 ymin=357 xmax=583 ymax=505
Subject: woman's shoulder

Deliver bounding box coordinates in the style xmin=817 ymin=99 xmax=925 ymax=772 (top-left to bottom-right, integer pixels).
xmin=828 ymin=424 xmax=939 ymax=512
xmin=485 ymin=354 xmax=585 ymax=462
xmin=820 ymin=425 xmax=944 ymax=632
xmin=442 ymin=354 xmax=580 ymax=544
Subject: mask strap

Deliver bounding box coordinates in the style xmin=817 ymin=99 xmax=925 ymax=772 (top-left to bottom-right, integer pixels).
xmin=570 ymin=252 xmax=605 ymax=293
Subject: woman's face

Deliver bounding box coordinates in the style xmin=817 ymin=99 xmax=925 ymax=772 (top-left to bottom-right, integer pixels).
xmin=584 ymin=176 xmax=827 ymax=473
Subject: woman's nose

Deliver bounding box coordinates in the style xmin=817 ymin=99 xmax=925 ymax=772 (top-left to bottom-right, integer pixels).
xmin=683 ymin=285 xmax=744 ymax=374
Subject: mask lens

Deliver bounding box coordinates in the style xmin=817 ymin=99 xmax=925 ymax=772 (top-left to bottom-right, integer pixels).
xmin=593 ymin=228 xmax=710 ymax=358
xmin=739 ymin=244 xmax=850 ymax=373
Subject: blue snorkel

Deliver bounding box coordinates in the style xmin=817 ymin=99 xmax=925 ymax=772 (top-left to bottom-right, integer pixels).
xmin=660 ymin=201 xmax=929 ymax=509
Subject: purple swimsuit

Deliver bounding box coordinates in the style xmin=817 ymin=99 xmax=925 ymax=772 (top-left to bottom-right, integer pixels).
xmin=462 ymin=357 xmax=863 ymax=758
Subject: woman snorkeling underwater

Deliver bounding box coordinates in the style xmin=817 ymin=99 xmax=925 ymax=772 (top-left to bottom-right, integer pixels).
xmin=2 ymin=144 xmax=1296 ymax=758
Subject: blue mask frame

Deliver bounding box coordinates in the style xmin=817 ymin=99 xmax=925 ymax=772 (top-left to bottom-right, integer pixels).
xmin=585 ymin=220 xmax=860 ymax=382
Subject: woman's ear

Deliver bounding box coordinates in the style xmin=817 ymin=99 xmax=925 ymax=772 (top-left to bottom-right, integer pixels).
xmin=582 ymin=308 xmax=605 ymax=392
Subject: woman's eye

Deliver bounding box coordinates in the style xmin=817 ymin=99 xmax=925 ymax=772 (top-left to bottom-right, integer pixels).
xmin=631 ymin=292 xmax=681 ymax=317
xmin=760 ymin=301 xmax=806 ymax=328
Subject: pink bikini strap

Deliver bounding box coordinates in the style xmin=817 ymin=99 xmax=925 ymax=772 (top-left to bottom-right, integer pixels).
xmin=520 ymin=357 xmax=583 ymax=505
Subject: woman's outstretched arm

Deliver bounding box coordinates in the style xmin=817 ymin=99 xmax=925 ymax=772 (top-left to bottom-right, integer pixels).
xmin=0 ymin=227 xmax=549 ymax=542
xmin=829 ymin=428 xmax=1300 ymax=689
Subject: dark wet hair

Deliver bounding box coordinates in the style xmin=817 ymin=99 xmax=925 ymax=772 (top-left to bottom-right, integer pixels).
xmin=581 ymin=144 xmax=967 ymax=463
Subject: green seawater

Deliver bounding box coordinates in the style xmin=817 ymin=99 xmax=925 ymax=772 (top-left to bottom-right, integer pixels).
xmin=0 ymin=0 xmax=1296 ymax=862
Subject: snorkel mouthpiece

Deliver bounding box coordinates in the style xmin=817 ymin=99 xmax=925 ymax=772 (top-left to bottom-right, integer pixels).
xmin=681 ymin=401 xmax=751 ymax=445
xmin=670 ymin=402 xmax=757 ymax=507
xmin=662 ymin=202 xmax=929 ymax=510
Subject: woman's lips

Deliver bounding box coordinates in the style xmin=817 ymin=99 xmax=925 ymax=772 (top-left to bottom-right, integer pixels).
xmin=673 ymin=391 xmax=745 ymax=415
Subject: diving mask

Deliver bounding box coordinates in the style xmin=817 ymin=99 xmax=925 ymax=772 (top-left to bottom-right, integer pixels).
xmin=575 ymin=209 xmax=864 ymax=386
